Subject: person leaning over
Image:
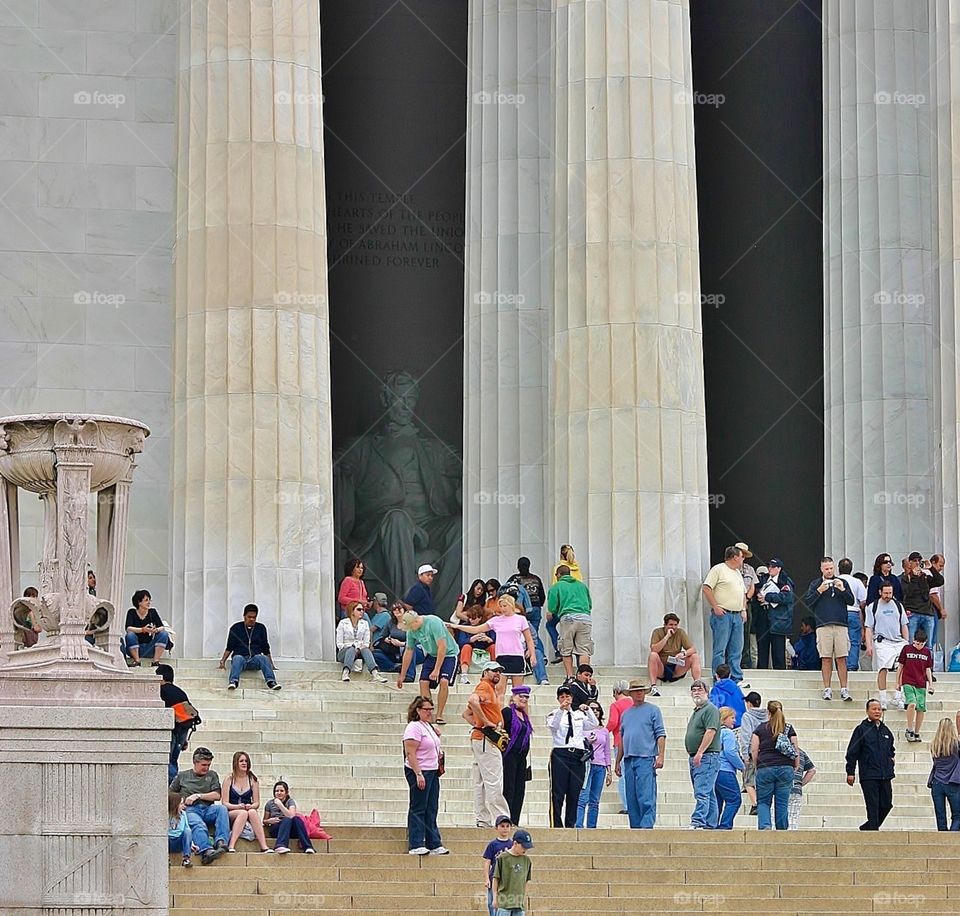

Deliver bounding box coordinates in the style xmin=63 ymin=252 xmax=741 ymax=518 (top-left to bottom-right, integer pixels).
xmin=397 ymin=609 xmax=456 ymax=724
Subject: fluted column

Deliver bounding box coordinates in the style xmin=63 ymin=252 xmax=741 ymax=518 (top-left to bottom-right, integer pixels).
xmin=552 ymin=0 xmax=710 ymax=664
xmin=171 ymin=0 xmax=336 ymax=660
xmin=463 ymin=0 xmax=554 ymax=580
xmin=823 ymin=0 xmax=937 ymax=562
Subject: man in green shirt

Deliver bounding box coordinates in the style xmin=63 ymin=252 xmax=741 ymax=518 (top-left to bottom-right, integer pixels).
xmin=169 ymin=747 xmax=229 ymax=863
xmin=492 ymin=829 xmax=533 ymax=914
xmin=685 ymin=679 xmax=722 ymax=829
xmin=397 ymin=610 xmax=454 ymax=724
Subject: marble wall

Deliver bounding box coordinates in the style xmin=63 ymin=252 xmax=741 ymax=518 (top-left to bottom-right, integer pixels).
xmin=0 ymin=0 xmax=178 ymax=614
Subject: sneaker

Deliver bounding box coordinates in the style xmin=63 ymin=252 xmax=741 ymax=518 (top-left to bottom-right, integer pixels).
xmin=428 ymin=846 xmax=450 ymax=855
xmin=201 ymin=847 xmax=224 ymax=865
xmin=267 ymin=681 xmax=282 ymax=690
xmin=227 ymin=682 xmax=238 ymax=690
xmin=227 ymin=847 xmax=237 ymax=853
xmin=260 ymin=848 xmax=275 ymax=854
xmin=905 ymin=729 xmax=915 ymax=741
xmin=841 ymin=688 xmax=852 ymax=702
xmin=913 ymin=732 xmax=923 ymax=742
xmin=275 ymin=846 xmax=290 ymax=855
xmin=880 ymin=698 xmax=888 ymax=710
xmin=822 ymin=688 xmax=833 ymax=701
xmin=538 ymin=679 xmax=549 ymax=686
xmin=215 ymin=840 xmax=227 ymax=851
xmin=895 ymin=693 xmax=906 ymax=710
xmin=372 ymin=670 xmax=388 ymax=683
xmin=459 ymin=674 xmax=471 ymax=685
xmin=341 ymin=669 xmax=350 ymax=682
xmin=304 ymin=847 xmax=316 ymax=854
xmin=749 ymin=805 xmax=758 ymax=816
xmin=408 ymin=847 xmax=429 ymax=855
xmin=353 ymin=658 xmax=364 ymax=673
xmin=182 ymin=857 xmax=192 ymax=868
xmin=649 ymin=687 xmax=661 ymax=697
xmin=618 ymin=809 xmax=628 ymax=815
xmin=550 ymin=656 xmax=563 ymax=665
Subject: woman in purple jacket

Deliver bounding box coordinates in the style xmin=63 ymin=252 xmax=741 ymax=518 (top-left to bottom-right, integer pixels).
xmin=576 ymin=701 xmax=613 ymax=828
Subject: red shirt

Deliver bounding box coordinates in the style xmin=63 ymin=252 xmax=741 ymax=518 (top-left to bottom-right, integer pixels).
xmin=337 ymin=576 xmax=368 ymax=611
xmin=607 ymin=696 xmax=634 ymax=748
xmin=898 ymin=645 xmax=933 ymax=688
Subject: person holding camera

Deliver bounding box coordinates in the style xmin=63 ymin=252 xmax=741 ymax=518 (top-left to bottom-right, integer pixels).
xmin=546 ymin=685 xmax=599 ymax=827
xmin=465 ymin=661 xmax=512 ymax=828
xmin=803 ymin=557 xmax=856 ymax=701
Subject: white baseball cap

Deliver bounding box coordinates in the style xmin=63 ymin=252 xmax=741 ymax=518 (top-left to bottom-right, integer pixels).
xmin=417 ymin=564 xmax=438 ymax=576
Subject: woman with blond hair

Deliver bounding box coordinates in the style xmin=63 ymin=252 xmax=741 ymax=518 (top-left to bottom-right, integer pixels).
xmin=715 ymin=706 xmax=744 ymax=829
xmin=447 ymin=593 xmax=535 ymax=699
xmin=336 ymin=600 xmax=388 ymax=684
xmin=929 ymin=718 xmax=960 ymax=830
xmin=221 ymin=751 xmax=272 ymax=853
xmin=750 ymin=700 xmax=799 ymax=830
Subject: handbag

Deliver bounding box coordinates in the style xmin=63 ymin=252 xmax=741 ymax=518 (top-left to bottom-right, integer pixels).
xmin=481 ymin=725 xmax=510 ymax=752
xmin=524 ymin=764 xmax=532 ymax=782
xmin=437 ymin=750 xmax=446 ymax=777
xmin=775 ymin=726 xmax=798 ymax=760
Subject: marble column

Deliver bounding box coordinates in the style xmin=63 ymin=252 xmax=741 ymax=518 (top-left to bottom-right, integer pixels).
xmin=551 ymin=0 xmax=710 ymax=664
xmin=171 ymin=0 xmax=336 ymax=660
xmin=463 ymin=0 xmax=554 ymax=581
xmin=823 ymin=0 xmax=937 ymax=563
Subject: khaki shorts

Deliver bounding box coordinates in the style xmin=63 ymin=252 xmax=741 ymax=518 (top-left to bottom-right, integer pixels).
xmin=557 ymin=616 xmax=594 ymax=657
xmin=742 ymin=760 xmax=756 ymax=788
xmin=816 ymin=623 xmax=849 ymax=660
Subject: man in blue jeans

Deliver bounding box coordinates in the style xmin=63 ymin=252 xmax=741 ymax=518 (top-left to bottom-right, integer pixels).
xmin=685 ymin=679 xmax=721 ymax=828
xmin=702 ymin=547 xmax=747 ymax=683
xmin=169 ymin=747 xmax=229 ymax=864
xmin=614 ymin=679 xmax=666 ymax=829
xmin=218 ymin=604 xmax=282 ymax=691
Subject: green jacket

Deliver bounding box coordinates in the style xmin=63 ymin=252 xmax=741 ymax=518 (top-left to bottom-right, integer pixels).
xmin=547 ymin=575 xmax=592 ymax=618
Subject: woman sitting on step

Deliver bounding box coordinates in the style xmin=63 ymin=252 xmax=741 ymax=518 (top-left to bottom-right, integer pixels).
xmin=336 ymin=601 xmax=389 ymax=683
xmin=264 ymin=781 xmax=320 ymax=853
xmin=221 ymin=751 xmax=272 ymax=853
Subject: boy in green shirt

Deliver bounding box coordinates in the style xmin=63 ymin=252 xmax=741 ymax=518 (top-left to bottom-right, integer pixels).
xmin=491 ymin=829 xmax=533 ymax=916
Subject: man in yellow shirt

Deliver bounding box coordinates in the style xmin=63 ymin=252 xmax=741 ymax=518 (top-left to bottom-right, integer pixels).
xmin=702 ymin=546 xmax=747 ymax=683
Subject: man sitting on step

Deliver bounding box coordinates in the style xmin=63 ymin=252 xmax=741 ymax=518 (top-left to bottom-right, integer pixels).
xmin=169 ymin=747 xmax=229 ymax=865
xmin=647 ymin=613 xmax=702 ymax=694
xmin=218 ymin=604 xmax=282 ymax=691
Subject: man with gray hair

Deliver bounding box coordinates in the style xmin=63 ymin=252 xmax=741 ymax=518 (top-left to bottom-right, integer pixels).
xmin=606 ymin=679 xmax=635 ymax=814
xmin=396 ymin=610 xmax=455 ymax=724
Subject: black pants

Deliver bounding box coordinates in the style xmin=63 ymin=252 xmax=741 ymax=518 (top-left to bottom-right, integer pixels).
xmin=549 ymin=748 xmax=586 ymax=828
xmin=859 ymin=779 xmax=893 ymax=830
xmin=756 ymin=633 xmax=786 ymax=669
xmin=502 ymin=748 xmax=529 ymax=825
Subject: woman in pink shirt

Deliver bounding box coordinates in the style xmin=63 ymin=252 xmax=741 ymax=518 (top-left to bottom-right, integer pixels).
xmin=606 ymin=680 xmax=634 ymax=815
xmin=448 ymin=594 xmax=536 ymax=699
xmin=402 ymin=696 xmax=447 ymax=856
xmin=337 ymin=558 xmax=369 ymax=617
xmin=576 ymin=701 xmax=613 ymax=828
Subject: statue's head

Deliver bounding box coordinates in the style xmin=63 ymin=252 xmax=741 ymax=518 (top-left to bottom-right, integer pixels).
xmin=381 ymin=371 xmax=420 ymax=425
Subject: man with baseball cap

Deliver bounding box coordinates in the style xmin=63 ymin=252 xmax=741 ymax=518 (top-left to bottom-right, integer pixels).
xmin=397 ymin=608 xmax=455 ymax=724
xmin=614 ymin=679 xmax=666 ymax=829
xmin=405 ymin=564 xmax=439 ymax=616
xmin=546 ymin=685 xmax=598 ymax=827
xmin=465 ymin=660 xmax=511 ymax=827
xmin=169 ymin=747 xmax=230 ymax=864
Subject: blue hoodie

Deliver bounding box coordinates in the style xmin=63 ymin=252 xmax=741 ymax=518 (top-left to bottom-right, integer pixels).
xmin=792 ymin=631 xmax=820 ymax=670
xmin=709 ymin=678 xmax=746 ymax=726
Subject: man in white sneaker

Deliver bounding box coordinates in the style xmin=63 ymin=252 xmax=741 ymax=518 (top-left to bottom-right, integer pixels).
xmin=864 ymin=583 xmax=909 ymax=710
xmin=803 ymin=557 xmax=856 ymax=702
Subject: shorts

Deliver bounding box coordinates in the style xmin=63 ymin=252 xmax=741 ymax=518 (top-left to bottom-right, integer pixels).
xmin=557 ymin=616 xmax=594 ymax=657
xmin=902 ymin=684 xmax=927 ymax=712
xmin=875 ymin=638 xmax=907 ymax=671
xmin=742 ymin=760 xmax=756 ymax=789
xmin=815 ymin=623 xmax=849 ymax=659
xmin=496 ymin=654 xmax=528 ymax=675
xmin=660 ymin=660 xmax=689 ymax=682
xmin=419 ymin=654 xmax=456 ymax=687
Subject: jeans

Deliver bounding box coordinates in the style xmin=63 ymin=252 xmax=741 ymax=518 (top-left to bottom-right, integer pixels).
xmin=709 ymin=612 xmax=744 ymax=682
xmin=576 ymin=762 xmax=607 ymax=828
xmin=714 ymin=769 xmax=742 ymax=829
xmin=337 ymin=645 xmax=378 ymax=672
xmin=496 ymin=910 xmax=525 ymax=916
xmin=169 ymin=831 xmax=192 ymax=858
xmin=404 ymin=767 xmax=441 ymax=850
xmin=908 ymin=613 xmax=937 ymax=650
xmin=526 ymin=606 xmax=548 ymax=683
xmin=847 ymin=610 xmax=862 ymax=671
xmin=688 ymin=753 xmax=721 ymax=827
xmin=755 ymin=765 xmax=793 ymax=830
xmin=546 ymin=613 xmax=560 ymax=657
xmin=122 ymin=631 xmax=171 ymax=659
xmin=616 ymin=764 xmax=627 ymax=811
xmin=169 ymin=725 xmax=191 ymax=784
xmin=931 ymin=781 xmax=960 ymax=831
xmin=623 ymin=756 xmax=657 ymax=828
xmin=273 ymin=815 xmax=314 ymax=850
xmin=229 ymin=653 xmax=276 ymax=686
xmin=373 ymin=647 xmax=421 ymax=680
xmin=184 ymin=803 xmax=229 ymax=851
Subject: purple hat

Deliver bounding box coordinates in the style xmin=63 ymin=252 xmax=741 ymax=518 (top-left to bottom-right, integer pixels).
xmin=511 ymin=685 xmax=531 ymax=696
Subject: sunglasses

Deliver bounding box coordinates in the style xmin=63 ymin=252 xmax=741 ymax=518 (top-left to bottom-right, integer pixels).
xmin=420 ymin=706 xmax=434 ymax=712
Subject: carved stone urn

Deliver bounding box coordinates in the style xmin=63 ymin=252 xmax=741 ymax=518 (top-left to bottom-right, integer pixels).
xmin=0 ymin=414 xmax=150 ymax=675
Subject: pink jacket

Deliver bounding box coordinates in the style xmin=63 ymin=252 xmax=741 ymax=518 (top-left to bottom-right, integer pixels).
xmin=338 ymin=576 xmax=368 ymax=610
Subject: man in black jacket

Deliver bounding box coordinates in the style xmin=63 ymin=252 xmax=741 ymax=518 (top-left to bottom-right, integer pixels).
xmin=845 ymin=699 xmax=895 ymax=830
xmin=804 ymin=557 xmax=856 ymax=702
xmin=218 ymin=604 xmax=281 ymax=691
xmin=901 ymin=551 xmax=945 ymax=649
